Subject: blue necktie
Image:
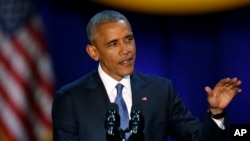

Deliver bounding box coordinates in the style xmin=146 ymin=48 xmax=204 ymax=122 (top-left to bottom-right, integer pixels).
xmin=115 ymin=83 xmax=129 ymax=138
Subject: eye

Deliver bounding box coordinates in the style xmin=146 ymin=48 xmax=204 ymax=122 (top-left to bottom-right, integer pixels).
xmin=107 ymin=40 xmax=118 ymax=47
xmin=111 ymin=42 xmax=117 ymax=47
xmin=125 ymin=35 xmax=134 ymax=42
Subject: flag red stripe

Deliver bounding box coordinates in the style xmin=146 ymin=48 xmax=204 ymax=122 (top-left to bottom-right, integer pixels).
xmin=16 ymin=23 xmax=55 ymax=97
xmin=26 ymin=18 xmax=47 ymax=53
xmin=0 ymin=55 xmax=36 ymax=141
xmin=0 ymin=118 xmax=15 ymax=141
xmin=10 ymin=36 xmax=52 ymax=128
xmin=0 ymin=43 xmax=52 ymax=128
xmin=13 ymin=31 xmax=54 ymax=98
xmin=0 ymin=2 xmax=54 ymax=140
xmin=0 ymin=86 xmax=35 ymax=141
xmin=25 ymin=20 xmax=55 ymax=96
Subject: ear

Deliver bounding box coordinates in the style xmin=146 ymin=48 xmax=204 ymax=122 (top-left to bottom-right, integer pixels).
xmin=86 ymin=44 xmax=99 ymax=61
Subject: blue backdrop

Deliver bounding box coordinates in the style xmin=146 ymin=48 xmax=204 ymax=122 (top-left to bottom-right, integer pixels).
xmin=36 ymin=0 xmax=250 ymax=137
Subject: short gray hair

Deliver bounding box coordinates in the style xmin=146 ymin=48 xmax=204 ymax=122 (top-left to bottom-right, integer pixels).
xmin=86 ymin=10 xmax=131 ymax=44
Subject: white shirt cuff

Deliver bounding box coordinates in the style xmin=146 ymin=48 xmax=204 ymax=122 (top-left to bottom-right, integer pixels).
xmin=212 ymin=118 xmax=225 ymax=130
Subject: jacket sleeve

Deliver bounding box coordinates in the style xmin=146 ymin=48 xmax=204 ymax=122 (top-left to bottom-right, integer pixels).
xmin=167 ymin=80 xmax=227 ymax=141
xmin=52 ymin=91 xmax=79 ymax=141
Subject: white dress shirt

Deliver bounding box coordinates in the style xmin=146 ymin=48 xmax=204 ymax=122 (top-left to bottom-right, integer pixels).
xmin=98 ymin=64 xmax=132 ymax=117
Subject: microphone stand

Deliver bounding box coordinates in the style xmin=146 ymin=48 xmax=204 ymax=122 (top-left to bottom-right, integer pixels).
xmin=127 ymin=132 xmax=144 ymax=141
xmin=106 ymin=127 xmax=127 ymax=141
xmin=119 ymin=128 xmax=126 ymax=141
xmin=106 ymin=129 xmax=122 ymax=141
xmin=124 ymin=127 xmax=144 ymax=141
xmin=106 ymin=126 xmax=144 ymax=141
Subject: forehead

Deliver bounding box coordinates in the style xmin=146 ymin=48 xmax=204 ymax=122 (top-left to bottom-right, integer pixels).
xmin=98 ymin=20 xmax=131 ymax=32
xmin=94 ymin=20 xmax=132 ymax=40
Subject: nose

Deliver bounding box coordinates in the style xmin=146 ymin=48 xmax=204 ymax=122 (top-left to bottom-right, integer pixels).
xmin=120 ymin=41 xmax=130 ymax=55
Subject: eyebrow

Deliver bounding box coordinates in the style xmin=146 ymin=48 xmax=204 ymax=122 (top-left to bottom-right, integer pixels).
xmin=125 ymin=34 xmax=134 ymax=39
xmin=106 ymin=39 xmax=118 ymax=46
xmin=105 ymin=33 xmax=134 ymax=46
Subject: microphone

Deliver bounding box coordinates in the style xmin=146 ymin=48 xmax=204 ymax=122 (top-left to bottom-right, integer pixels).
xmin=128 ymin=104 xmax=145 ymax=141
xmin=104 ymin=103 xmax=121 ymax=141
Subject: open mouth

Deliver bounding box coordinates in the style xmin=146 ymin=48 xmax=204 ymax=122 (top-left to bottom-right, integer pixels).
xmin=119 ymin=57 xmax=133 ymax=65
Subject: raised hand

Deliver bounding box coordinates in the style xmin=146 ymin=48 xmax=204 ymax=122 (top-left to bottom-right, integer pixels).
xmin=205 ymin=77 xmax=242 ymax=114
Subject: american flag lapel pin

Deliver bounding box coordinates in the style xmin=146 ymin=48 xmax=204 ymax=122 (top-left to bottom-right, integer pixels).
xmin=141 ymin=96 xmax=147 ymax=101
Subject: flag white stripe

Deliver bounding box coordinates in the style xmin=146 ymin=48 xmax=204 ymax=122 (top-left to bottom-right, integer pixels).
xmin=0 ymin=95 xmax=28 ymax=141
xmin=14 ymin=18 xmax=54 ymax=121
xmin=0 ymin=38 xmax=30 ymax=84
xmin=0 ymin=37 xmax=53 ymax=140
xmin=0 ymin=2 xmax=54 ymax=140
xmin=0 ymin=61 xmax=28 ymax=114
xmin=16 ymin=19 xmax=55 ymax=82
xmin=1 ymin=26 xmax=53 ymax=124
xmin=34 ymin=86 xmax=53 ymax=117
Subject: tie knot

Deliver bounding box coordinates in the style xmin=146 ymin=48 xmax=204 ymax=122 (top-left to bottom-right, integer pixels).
xmin=116 ymin=83 xmax=124 ymax=95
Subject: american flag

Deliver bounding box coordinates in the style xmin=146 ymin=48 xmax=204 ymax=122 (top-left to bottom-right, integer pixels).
xmin=0 ymin=0 xmax=54 ymax=141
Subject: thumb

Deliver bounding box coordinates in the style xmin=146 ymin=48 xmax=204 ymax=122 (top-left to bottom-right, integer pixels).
xmin=205 ymin=86 xmax=212 ymax=96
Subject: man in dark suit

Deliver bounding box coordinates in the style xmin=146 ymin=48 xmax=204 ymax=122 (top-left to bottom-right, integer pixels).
xmin=52 ymin=10 xmax=242 ymax=141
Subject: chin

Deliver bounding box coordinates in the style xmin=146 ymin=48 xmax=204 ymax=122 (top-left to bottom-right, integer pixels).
xmin=122 ymin=69 xmax=134 ymax=76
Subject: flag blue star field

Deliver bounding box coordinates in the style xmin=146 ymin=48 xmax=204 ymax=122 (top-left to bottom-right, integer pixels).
xmin=0 ymin=0 xmax=55 ymax=140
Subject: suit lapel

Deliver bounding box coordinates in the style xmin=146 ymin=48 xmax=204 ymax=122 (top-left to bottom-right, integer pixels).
xmin=86 ymin=70 xmax=111 ymax=110
xmin=131 ymin=72 xmax=148 ymax=107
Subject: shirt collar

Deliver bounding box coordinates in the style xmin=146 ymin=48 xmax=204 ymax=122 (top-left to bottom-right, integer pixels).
xmin=98 ymin=64 xmax=131 ymax=94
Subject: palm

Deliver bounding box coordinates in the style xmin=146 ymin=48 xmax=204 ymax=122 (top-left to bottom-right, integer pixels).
xmin=205 ymin=77 xmax=242 ymax=112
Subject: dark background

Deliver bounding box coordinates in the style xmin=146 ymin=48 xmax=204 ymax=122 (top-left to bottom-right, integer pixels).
xmin=35 ymin=0 xmax=250 ymax=137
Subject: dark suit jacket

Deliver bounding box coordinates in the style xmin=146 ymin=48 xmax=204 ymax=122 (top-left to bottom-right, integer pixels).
xmin=52 ymin=69 xmax=227 ymax=141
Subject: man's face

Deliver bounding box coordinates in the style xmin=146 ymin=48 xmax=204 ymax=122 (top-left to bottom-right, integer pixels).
xmin=90 ymin=20 xmax=136 ymax=81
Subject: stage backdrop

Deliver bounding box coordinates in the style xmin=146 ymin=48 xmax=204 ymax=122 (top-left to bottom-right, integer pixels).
xmin=36 ymin=0 xmax=250 ymax=139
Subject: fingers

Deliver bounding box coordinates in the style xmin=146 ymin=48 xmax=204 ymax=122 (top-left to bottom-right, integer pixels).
xmin=220 ymin=77 xmax=242 ymax=93
xmin=220 ymin=77 xmax=241 ymax=87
